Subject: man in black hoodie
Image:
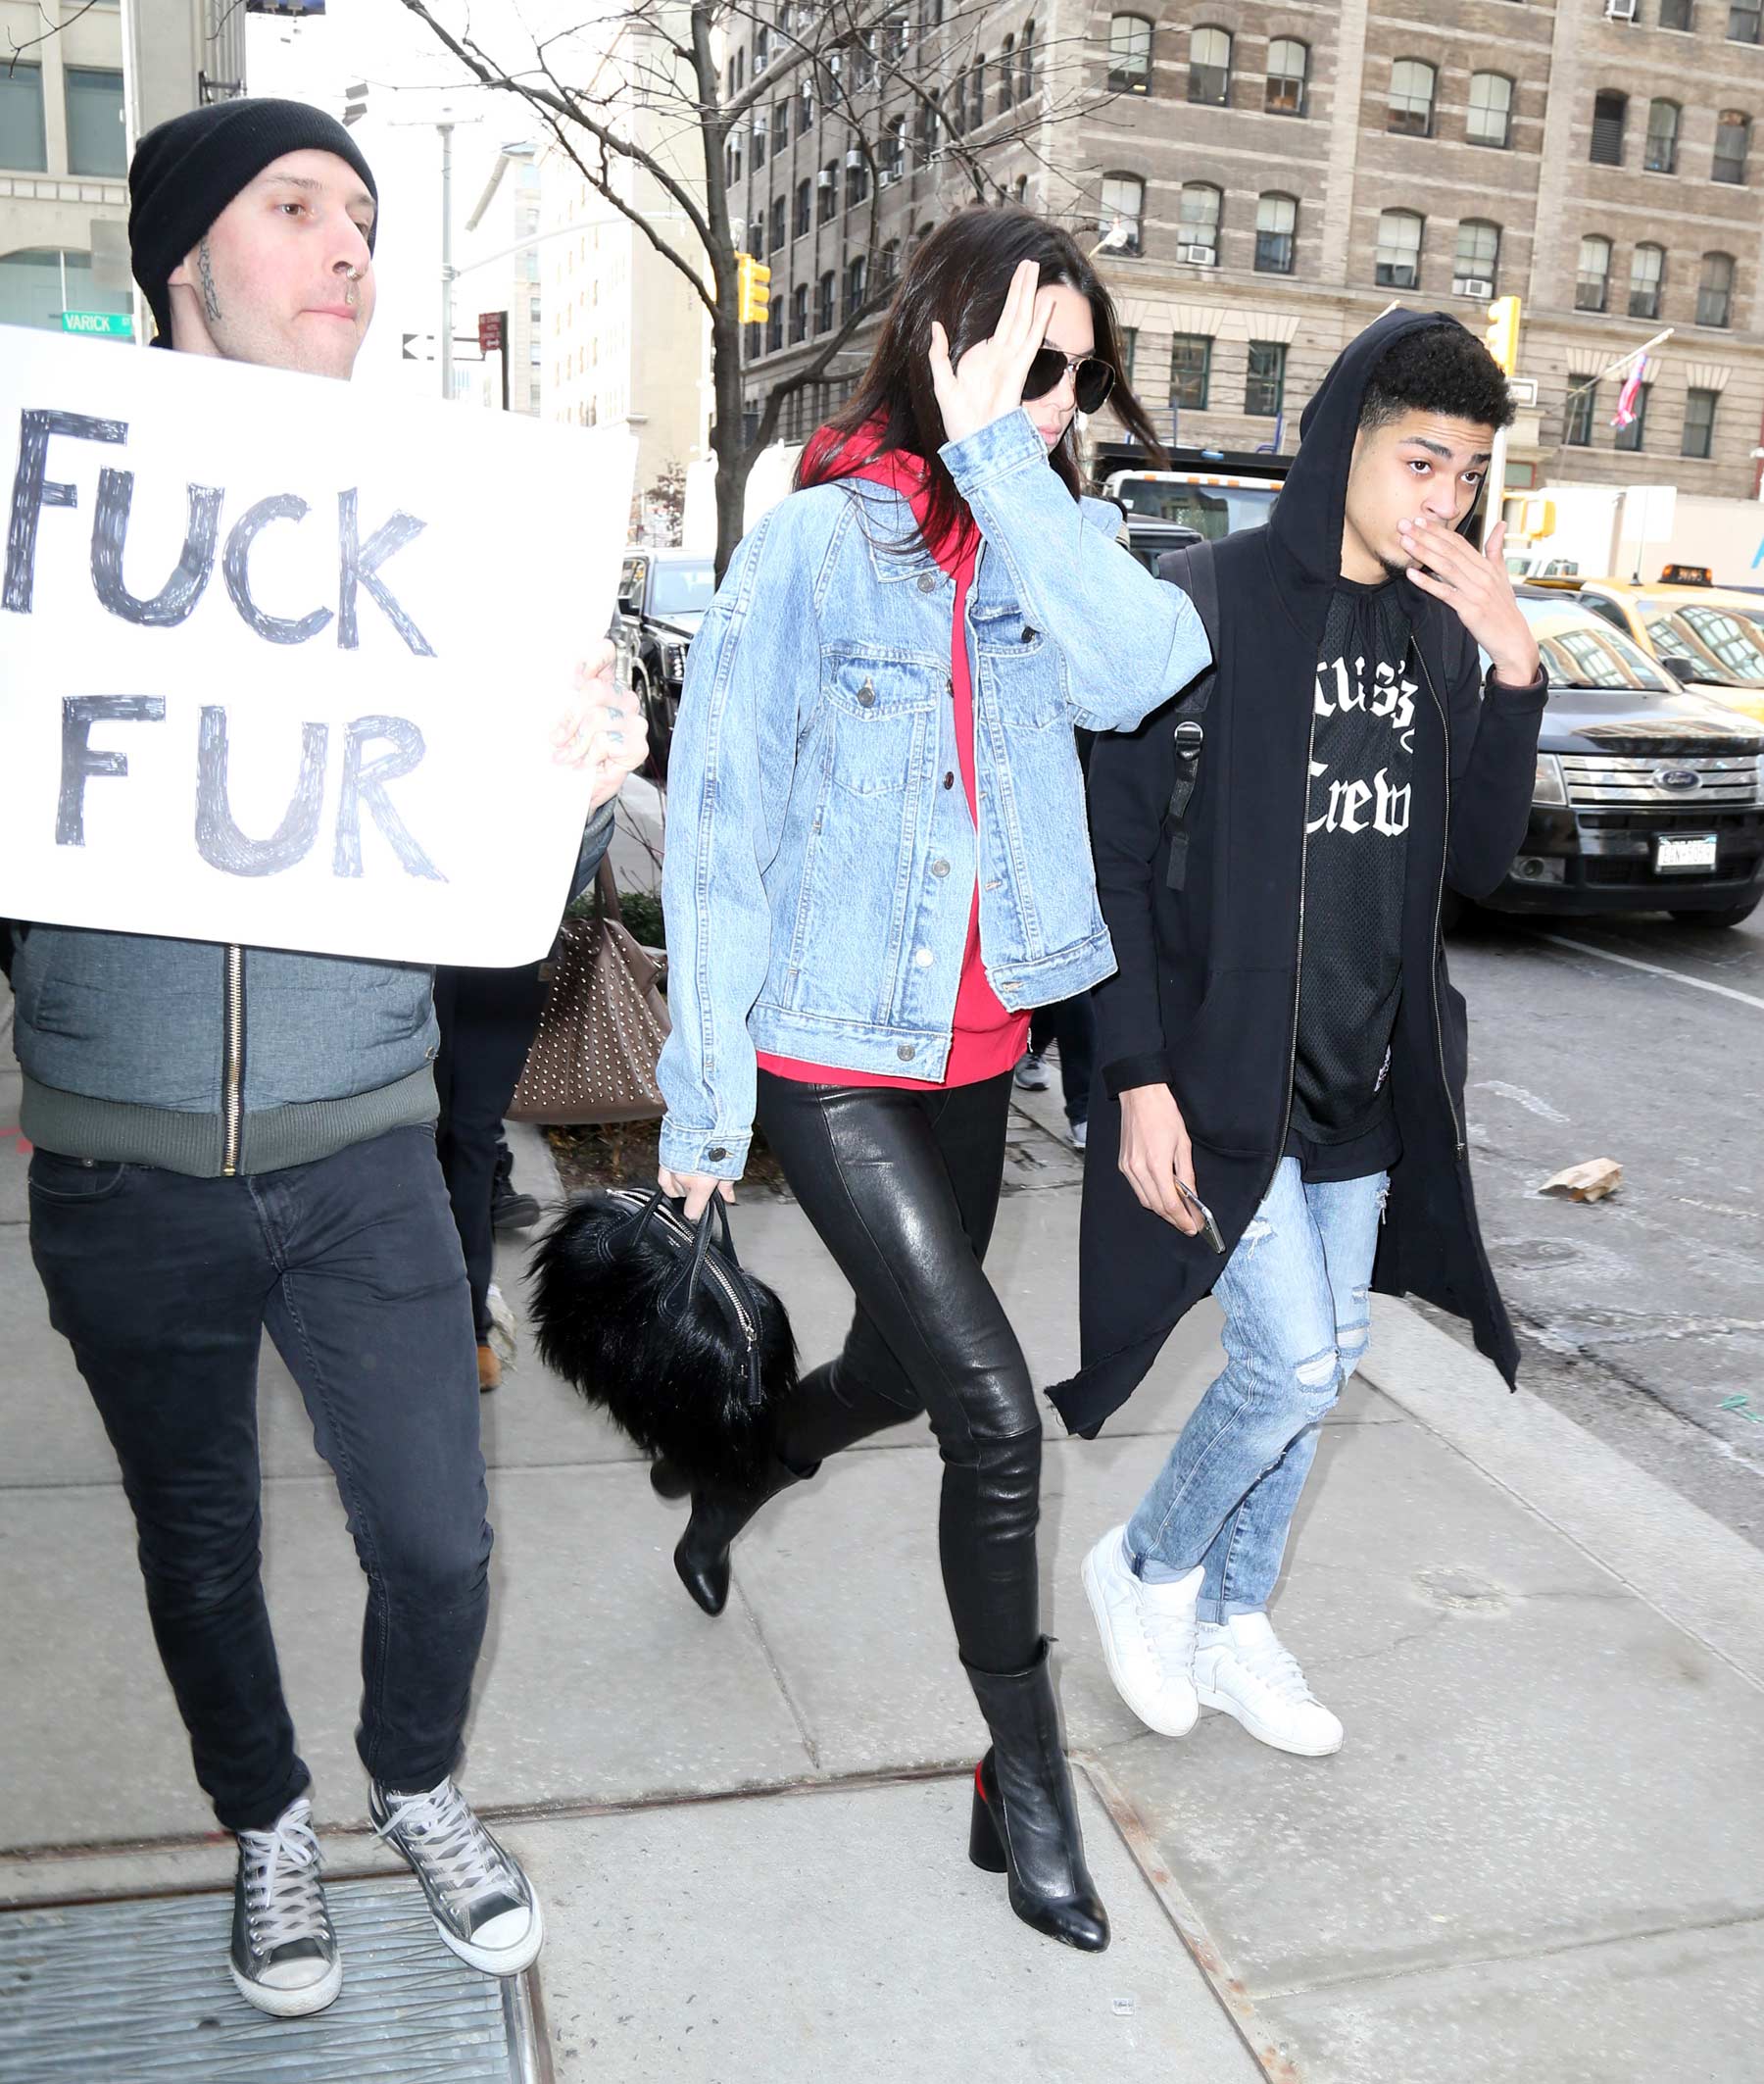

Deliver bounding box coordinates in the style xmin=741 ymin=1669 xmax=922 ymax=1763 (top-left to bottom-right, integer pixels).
xmin=1069 ymin=313 xmax=1545 ymax=1758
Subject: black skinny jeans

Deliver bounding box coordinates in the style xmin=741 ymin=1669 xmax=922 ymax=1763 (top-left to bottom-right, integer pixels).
xmin=27 ymin=1125 xmax=492 ymax=1834
xmin=434 ymin=961 xmax=550 ymax=1341
xmin=756 ymin=1069 xmax=1042 ymax=1675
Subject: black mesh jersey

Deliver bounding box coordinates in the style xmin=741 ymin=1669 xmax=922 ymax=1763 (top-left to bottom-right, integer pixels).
xmin=1287 ymin=578 xmax=1415 ymax=1177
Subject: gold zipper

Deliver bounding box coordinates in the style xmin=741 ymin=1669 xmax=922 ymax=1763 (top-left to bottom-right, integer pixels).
xmin=221 ymin=944 xmax=244 ymax=1177
xmin=1415 ymin=653 xmax=1467 ymax=1160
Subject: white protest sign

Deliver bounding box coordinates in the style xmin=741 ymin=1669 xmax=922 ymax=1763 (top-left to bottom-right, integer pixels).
xmin=0 ymin=326 xmax=637 ymax=966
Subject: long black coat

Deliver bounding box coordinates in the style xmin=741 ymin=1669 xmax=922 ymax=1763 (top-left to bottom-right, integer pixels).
xmin=1049 ymin=310 xmax=1547 ymax=1438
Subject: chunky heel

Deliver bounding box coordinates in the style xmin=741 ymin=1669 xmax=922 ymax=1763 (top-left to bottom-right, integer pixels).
xmin=968 ymin=1758 xmax=1006 ymax=1872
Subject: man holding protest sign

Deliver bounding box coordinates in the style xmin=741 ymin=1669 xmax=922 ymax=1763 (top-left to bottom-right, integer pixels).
xmin=5 ymin=99 xmax=646 ymax=2018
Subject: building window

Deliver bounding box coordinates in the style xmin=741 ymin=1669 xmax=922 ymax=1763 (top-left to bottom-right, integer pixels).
xmin=1254 ymin=192 xmax=1297 ymax=274
xmin=879 ymin=239 xmax=900 ymax=284
xmin=775 ymin=96 xmax=791 ymax=151
xmin=949 ymin=66 xmax=968 ymax=137
xmin=1698 ymin=250 xmax=1736 ymax=326
xmin=1659 ymin=0 xmax=1692 ymax=25
xmin=753 ymin=112 xmax=767 ymax=171
xmin=1453 ymin=219 xmax=1500 ymax=293
xmin=915 ymin=91 xmax=942 ymax=164
xmin=1629 ymin=243 xmax=1665 ymax=319
xmin=1467 ymin=73 xmax=1513 ymax=149
xmin=1170 ymin=333 xmax=1211 ymax=409
xmin=770 ymin=194 xmax=787 ymax=250
xmin=1179 ymin=181 xmax=1222 ymax=260
xmin=65 ymin=68 xmax=125 ymax=177
xmin=800 ymin=76 xmax=815 ymax=130
xmin=794 ymin=179 xmax=811 ymax=238
xmin=0 ymin=63 xmax=47 ymax=173
xmin=1389 ymin=59 xmax=1436 ymax=138
xmin=818 ymin=162 xmax=838 ymax=223
xmin=1014 ymin=174 xmax=1029 ymax=204
xmin=999 ymin=33 xmax=1015 ymax=111
xmin=1731 ymin=1 xmax=1762 ymax=41
xmin=767 ymin=299 xmax=784 ymax=355
xmin=1683 ymin=386 xmax=1718 ymax=458
xmin=884 ymin=117 xmax=906 ymax=182
xmin=815 ymin=270 xmax=835 ymax=332
xmin=844 ymin=253 xmax=867 ymax=320
xmin=1576 ymin=234 xmax=1612 ymax=312
xmin=1188 ymin=25 xmax=1231 ymax=106
xmin=969 ymin=56 xmax=986 ymax=126
xmin=1020 ymin=21 xmax=1036 ymax=100
xmin=1101 ymin=173 xmax=1145 ymax=254
xmin=1591 ymin=89 xmax=1626 ymax=166
xmin=847 ymin=154 xmax=871 ymax=207
xmin=1614 ymin=381 xmax=1651 ymax=451
xmin=1108 ymin=14 xmax=1152 ymax=94
xmin=1265 ymin=39 xmax=1307 ymax=117
xmin=1120 ymin=325 xmax=1138 ymax=380
xmin=790 ymin=281 xmax=808 ymax=343
xmin=1714 ymin=110 xmax=1751 ymax=183
xmin=1375 ymin=209 xmax=1424 ymax=289
xmin=1565 ymin=381 xmax=1597 ymax=446
xmin=1643 ymin=99 xmax=1680 ymax=174
xmin=1246 ymin=340 xmax=1286 ymax=418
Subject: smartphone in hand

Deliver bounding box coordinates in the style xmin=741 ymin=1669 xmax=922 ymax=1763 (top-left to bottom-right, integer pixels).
xmin=1176 ymin=1176 xmax=1226 ymax=1255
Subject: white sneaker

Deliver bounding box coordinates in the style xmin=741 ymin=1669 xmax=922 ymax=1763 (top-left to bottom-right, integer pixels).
xmin=371 ymin=1777 xmax=544 ymax=1976
xmin=1194 ymin=1613 xmax=1344 ymax=1756
xmin=1081 ymin=1525 xmax=1203 ymax=1737
xmin=1069 ymin=1118 xmax=1088 ymax=1151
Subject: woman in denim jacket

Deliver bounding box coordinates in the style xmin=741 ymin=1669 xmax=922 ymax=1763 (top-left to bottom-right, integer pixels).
xmin=652 ymin=211 xmax=1209 ymax=1953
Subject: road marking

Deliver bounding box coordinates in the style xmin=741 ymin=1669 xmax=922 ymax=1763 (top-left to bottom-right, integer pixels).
xmin=1475 ymin=1078 xmax=1571 ymax=1123
xmin=1534 ymin=932 xmax=1764 ymax=1013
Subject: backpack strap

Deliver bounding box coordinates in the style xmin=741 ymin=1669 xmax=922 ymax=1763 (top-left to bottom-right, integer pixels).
xmin=1152 ymin=540 xmax=1220 ymax=891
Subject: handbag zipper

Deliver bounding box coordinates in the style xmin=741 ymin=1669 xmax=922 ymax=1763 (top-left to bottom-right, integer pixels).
xmin=644 ymin=1194 xmax=760 ymax=1347
xmin=221 ymin=944 xmax=244 ymax=1177
xmin=1414 ymin=652 xmax=1467 ymax=1160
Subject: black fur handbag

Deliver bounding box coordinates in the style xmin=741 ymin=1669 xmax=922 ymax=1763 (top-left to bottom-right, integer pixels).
xmin=527 ymin=1186 xmax=798 ymax=1490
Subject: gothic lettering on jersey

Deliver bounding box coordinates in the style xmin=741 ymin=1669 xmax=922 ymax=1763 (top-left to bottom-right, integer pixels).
xmin=1306 ymin=648 xmax=1417 ymax=840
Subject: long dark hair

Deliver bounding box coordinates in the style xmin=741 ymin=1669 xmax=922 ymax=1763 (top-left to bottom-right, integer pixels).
xmin=796 ymin=205 xmax=1165 ymax=551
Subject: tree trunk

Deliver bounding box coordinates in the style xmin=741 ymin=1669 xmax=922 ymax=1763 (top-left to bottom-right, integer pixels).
xmin=710 ymin=311 xmax=755 ymax=585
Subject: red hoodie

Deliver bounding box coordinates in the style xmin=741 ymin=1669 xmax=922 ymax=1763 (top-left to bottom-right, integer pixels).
xmin=757 ymin=427 xmax=1030 ymax=1092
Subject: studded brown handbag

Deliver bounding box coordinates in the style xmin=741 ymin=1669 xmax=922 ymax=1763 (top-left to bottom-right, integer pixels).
xmin=506 ymin=861 xmax=668 ymax=1125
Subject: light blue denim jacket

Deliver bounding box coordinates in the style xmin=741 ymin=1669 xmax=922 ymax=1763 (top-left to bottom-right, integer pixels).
xmin=656 ymin=408 xmax=1211 ymax=1179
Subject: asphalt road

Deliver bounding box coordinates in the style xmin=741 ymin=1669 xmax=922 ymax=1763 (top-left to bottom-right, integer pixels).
xmin=1443 ymin=898 xmax=1764 ymax=1549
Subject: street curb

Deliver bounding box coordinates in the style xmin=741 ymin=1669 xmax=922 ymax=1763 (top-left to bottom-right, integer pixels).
xmin=1359 ymin=1295 xmax=1764 ymax=1694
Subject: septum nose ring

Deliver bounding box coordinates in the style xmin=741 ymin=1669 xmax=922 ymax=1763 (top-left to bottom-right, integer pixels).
xmin=342 ymin=265 xmax=362 ymax=307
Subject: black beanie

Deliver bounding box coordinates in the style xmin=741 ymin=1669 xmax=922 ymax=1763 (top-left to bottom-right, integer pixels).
xmin=129 ymin=97 xmax=378 ymax=346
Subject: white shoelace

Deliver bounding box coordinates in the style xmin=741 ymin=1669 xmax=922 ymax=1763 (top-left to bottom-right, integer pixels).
xmin=239 ymin=1797 xmax=328 ymax=1949
xmin=1223 ymin=1630 xmax=1315 ymax=1706
xmin=376 ymin=1779 xmax=513 ymax=1914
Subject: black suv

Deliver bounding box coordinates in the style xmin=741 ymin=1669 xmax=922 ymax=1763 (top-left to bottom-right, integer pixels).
xmin=616 ymin=548 xmax=715 ymax=777
xmin=1478 ymin=589 xmax=1764 ymax=929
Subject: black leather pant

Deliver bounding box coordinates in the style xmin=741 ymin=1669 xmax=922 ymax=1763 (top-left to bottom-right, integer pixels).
xmin=756 ymin=1069 xmax=1042 ymax=1674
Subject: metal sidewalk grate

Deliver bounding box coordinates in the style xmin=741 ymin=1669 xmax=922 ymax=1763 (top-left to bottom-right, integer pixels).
xmin=0 ymin=1875 xmax=544 ymax=2081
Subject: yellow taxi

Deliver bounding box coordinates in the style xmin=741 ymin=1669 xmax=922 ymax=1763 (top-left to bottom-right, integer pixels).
xmin=1560 ymin=574 xmax=1764 ymax=727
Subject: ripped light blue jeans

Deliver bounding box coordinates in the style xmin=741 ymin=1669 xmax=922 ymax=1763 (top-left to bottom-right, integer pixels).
xmin=1125 ymin=1158 xmax=1388 ymax=1623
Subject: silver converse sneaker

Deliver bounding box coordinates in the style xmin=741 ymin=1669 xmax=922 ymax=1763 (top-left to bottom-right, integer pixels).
xmin=229 ymin=1796 xmax=342 ymax=2017
xmin=370 ymin=1776 xmax=544 ymax=1976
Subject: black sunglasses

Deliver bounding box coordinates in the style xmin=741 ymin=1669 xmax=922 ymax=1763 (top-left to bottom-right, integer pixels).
xmin=1023 ymin=347 xmax=1115 ymax=417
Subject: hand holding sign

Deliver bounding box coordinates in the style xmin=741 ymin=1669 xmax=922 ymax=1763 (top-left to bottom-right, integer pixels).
xmin=553 ymin=643 xmax=650 ymax=807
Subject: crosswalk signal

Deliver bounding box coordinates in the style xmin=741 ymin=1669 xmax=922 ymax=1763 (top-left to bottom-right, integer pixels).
xmin=1484 ymin=294 xmax=1522 ymax=377
xmin=736 ymin=253 xmax=771 ymax=325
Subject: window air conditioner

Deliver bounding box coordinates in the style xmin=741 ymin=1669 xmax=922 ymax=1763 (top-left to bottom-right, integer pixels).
xmin=1603 ymin=0 xmax=1638 ymax=19
xmin=846 ymin=149 xmax=864 ymax=170
xmin=1178 ymin=243 xmax=1217 ymax=267
xmin=1454 ymin=275 xmax=1494 ymax=298
xmin=817 ymin=170 xmax=835 ymax=188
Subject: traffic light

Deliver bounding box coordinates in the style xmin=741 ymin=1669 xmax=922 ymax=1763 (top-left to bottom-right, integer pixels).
xmin=736 ymin=253 xmax=772 ymax=325
xmin=1484 ymin=294 xmax=1521 ymax=377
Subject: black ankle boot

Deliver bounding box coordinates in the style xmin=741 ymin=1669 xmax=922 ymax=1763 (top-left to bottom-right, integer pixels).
xmin=964 ymin=1642 xmax=1109 ymax=1953
xmin=668 ymin=1455 xmax=811 ymax=1616
xmin=651 ymin=1362 xmax=919 ymax=1614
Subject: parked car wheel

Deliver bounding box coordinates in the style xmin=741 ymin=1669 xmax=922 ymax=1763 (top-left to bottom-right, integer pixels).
xmin=1669 ymin=894 xmax=1761 ymax=930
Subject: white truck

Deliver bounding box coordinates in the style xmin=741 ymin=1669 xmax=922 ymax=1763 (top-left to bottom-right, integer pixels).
xmin=1504 ymin=482 xmax=1764 ymax=588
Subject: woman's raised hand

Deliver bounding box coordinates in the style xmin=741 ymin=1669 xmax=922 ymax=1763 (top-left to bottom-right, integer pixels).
xmin=928 ymin=258 xmax=1056 ymax=448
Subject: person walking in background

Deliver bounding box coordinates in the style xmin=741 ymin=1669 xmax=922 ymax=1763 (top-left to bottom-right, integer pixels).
xmin=649 ymin=211 xmax=1210 ymax=1954
xmin=1014 ymin=991 xmax=1097 ymax=1150
xmin=1067 ymin=312 xmax=1544 ymax=1761
xmin=9 ymin=99 xmax=645 ymax=2017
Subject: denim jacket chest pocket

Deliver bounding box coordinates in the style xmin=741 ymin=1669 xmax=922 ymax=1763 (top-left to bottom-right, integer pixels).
xmin=822 ymin=649 xmax=944 ymax=799
xmin=969 ymin=598 xmax=1062 ymax=732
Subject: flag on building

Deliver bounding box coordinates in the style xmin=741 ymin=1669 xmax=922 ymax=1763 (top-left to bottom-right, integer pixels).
xmin=1611 ymin=358 xmax=1649 ymax=430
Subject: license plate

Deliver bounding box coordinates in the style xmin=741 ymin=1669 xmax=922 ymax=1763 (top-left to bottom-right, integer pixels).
xmin=1654 ymin=833 xmax=1719 ymax=873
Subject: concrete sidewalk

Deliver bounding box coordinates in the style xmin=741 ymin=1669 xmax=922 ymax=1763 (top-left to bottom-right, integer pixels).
xmin=1 ymin=982 xmax=1760 ymax=2081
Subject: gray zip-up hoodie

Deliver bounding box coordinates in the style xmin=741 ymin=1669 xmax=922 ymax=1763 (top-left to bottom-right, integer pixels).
xmin=7 ymin=802 xmax=613 ymax=1177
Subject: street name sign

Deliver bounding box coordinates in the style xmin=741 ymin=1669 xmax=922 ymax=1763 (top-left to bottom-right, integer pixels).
xmin=60 ymin=311 xmax=132 ymax=339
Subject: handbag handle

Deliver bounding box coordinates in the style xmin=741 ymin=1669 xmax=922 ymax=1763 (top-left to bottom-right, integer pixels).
xmin=595 ymin=857 xmax=626 ymax=925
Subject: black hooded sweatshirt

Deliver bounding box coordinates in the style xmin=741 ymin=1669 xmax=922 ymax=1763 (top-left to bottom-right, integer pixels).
xmin=1049 ymin=310 xmax=1547 ymax=1438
